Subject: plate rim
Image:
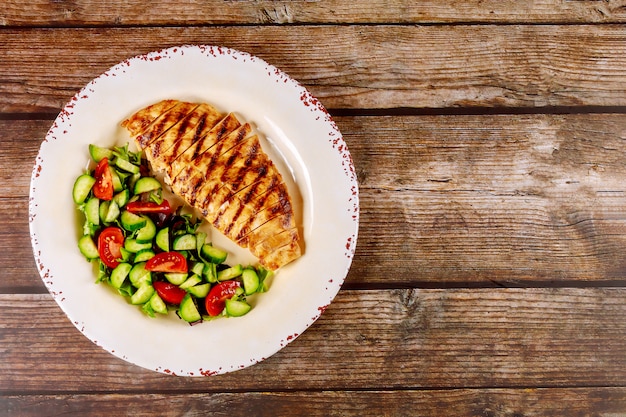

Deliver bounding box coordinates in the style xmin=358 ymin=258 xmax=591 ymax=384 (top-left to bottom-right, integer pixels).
xmin=28 ymin=44 xmax=360 ymax=376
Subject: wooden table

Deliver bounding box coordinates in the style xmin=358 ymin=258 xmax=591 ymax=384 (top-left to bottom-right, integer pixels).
xmin=2 ymin=2 xmax=626 ymax=415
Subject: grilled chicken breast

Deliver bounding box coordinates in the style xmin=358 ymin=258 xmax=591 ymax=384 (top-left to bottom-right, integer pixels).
xmin=121 ymin=99 xmax=179 ymax=137
xmin=122 ymin=99 xmax=302 ymax=270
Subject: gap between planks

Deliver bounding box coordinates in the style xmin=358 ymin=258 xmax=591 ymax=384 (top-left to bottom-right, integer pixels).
xmin=3 ymin=105 xmax=626 ymax=122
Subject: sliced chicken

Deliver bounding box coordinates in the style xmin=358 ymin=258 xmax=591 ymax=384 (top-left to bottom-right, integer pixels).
xmin=145 ymin=103 xmax=223 ymax=174
xmin=121 ymin=99 xmax=179 ymax=138
xmin=168 ymin=113 xmax=241 ymax=180
xmin=128 ymin=101 xmax=200 ymax=150
xmin=122 ymin=99 xmax=302 ymax=270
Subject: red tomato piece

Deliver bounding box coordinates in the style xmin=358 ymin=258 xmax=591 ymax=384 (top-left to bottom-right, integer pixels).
xmin=97 ymin=226 xmax=124 ymax=269
xmin=125 ymin=200 xmax=172 ymax=214
xmin=93 ymin=157 xmax=114 ymax=200
xmin=145 ymin=251 xmax=188 ymax=273
xmin=204 ymin=280 xmax=242 ymax=316
xmin=153 ymin=281 xmax=187 ymax=305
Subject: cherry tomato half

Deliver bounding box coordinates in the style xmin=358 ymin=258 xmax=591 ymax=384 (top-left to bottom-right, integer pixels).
xmin=125 ymin=200 xmax=172 ymax=214
xmin=97 ymin=226 xmax=124 ymax=269
xmin=93 ymin=157 xmax=114 ymax=201
xmin=205 ymin=280 xmax=242 ymax=316
xmin=153 ymin=281 xmax=187 ymax=305
xmin=145 ymin=251 xmax=188 ymax=273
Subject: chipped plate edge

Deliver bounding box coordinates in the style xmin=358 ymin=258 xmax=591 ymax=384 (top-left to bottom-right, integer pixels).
xmin=28 ymin=45 xmax=359 ymax=376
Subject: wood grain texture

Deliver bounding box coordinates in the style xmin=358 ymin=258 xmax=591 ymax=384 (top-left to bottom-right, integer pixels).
xmin=1 ymin=289 xmax=625 ymax=392
xmin=0 ymin=199 xmax=39 ymax=293
xmin=345 ymin=113 xmax=626 ymax=284
xmin=3 ymin=0 xmax=626 ymax=26
xmin=1 ymin=25 xmax=626 ymax=113
xmin=0 ymin=120 xmax=44 ymax=196
xmin=3 ymin=2 xmax=626 ymax=415
xmin=6 ymin=114 xmax=626 ymax=292
xmin=0 ymin=119 xmax=43 ymax=293
xmin=3 ymin=388 xmax=626 ymax=417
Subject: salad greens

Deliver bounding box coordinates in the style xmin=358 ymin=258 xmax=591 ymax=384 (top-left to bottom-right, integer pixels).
xmin=73 ymin=143 xmax=271 ymax=324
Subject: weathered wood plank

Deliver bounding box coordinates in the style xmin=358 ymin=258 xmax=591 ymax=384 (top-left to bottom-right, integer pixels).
xmin=0 ymin=119 xmax=48 ymax=293
xmin=5 ymin=114 xmax=626 ymax=290
xmin=0 ymin=199 xmax=39 ymax=293
xmin=1 ymin=25 xmax=626 ymax=112
xmin=3 ymin=0 xmax=626 ymax=26
xmin=3 ymin=388 xmax=626 ymax=417
xmin=0 ymin=120 xmax=44 ymax=197
xmin=347 ymin=113 xmax=626 ymax=284
xmin=1 ymin=289 xmax=625 ymax=391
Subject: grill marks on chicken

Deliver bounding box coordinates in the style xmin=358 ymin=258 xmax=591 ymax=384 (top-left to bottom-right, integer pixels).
xmin=121 ymin=99 xmax=179 ymax=138
xmin=147 ymin=104 xmax=224 ymax=174
xmin=122 ymin=100 xmax=302 ymax=270
xmin=132 ymin=101 xmax=200 ymax=149
xmin=172 ymin=124 xmax=255 ymax=205
xmin=169 ymin=113 xmax=241 ymax=180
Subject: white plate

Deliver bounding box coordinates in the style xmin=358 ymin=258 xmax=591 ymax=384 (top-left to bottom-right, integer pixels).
xmin=29 ymin=45 xmax=359 ymax=376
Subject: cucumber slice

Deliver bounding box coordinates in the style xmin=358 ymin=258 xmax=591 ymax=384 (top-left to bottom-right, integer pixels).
xmin=84 ymin=197 xmax=100 ymax=226
xmin=128 ymin=172 xmax=141 ymax=192
xmin=173 ymin=234 xmax=197 ymax=251
xmin=114 ymin=157 xmax=140 ymax=174
xmin=201 ymin=244 xmax=228 ymax=264
xmin=124 ymin=238 xmax=152 ymax=253
xmin=133 ymin=177 xmax=161 ymax=195
xmin=110 ymin=262 xmax=132 ymax=289
xmin=73 ymin=174 xmax=96 ymax=204
xmin=164 ymin=272 xmax=187 ymax=285
xmin=187 ymin=283 xmax=210 ymax=298
xmin=119 ymin=247 xmax=133 ymax=262
xmin=129 ymin=262 xmax=152 ymax=288
xmin=109 ymin=167 xmax=124 ymax=192
xmin=155 ymin=227 xmax=169 ymax=252
xmin=196 ymin=232 xmax=206 ymax=254
xmin=135 ymin=216 xmax=156 ymax=242
xmin=99 ymin=201 xmax=109 ymax=222
xmin=113 ymin=189 xmax=130 ymax=208
xmin=217 ymin=264 xmax=243 ymax=281
xmin=133 ymin=249 xmax=155 ymax=263
xmin=203 ymin=262 xmax=217 ymax=283
xmin=108 ymin=202 xmax=121 ymax=223
xmin=120 ymin=210 xmax=147 ymax=232
xmin=89 ymin=144 xmax=114 ymax=162
xmin=149 ymin=292 xmax=168 ymax=314
xmin=101 ymin=200 xmax=120 ymax=223
xmin=78 ymin=235 xmax=99 ymax=259
xmin=234 ymin=286 xmax=245 ymax=297
xmin=179 ymin=274 xmax=202 ymax=290
xmin=130 ymin=284 xmax=155 ymax=305
xmin=178 ymin=294 xmax=201 ymax=323
xmin=142 ymin=301 xmax=156 ymax=318
xmin=242 ymin=268 xmax=260 ymax=295
xmin=191 ymin=261 xmax=205 ymax=276
xmin=225 ymin=299 xmax=251 ymax=317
